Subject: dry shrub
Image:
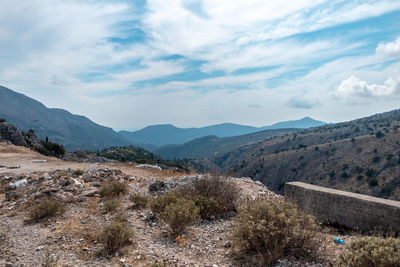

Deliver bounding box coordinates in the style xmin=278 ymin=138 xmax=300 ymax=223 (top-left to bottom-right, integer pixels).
xmin=29 ymin=198 xmax=65 ymax=222
xmin=151 ymin=176 xmax=239 ymax=220
xmin=150 ymin=191 xmax=178 ymax=214
xmin=99 ymin=181 xmax=128 ymax=198
xmin=87 ymin=198 xmax=99 ymax=214
xmin=130 ymin=193 xmax=149 ymax=209
xmin=103 ymin=199 xmax=120 ymax=213
xmin=98 ymin=222 xmax=135 ymax=255
xmin=231 ymin=199 xmax=324 ymax=266
xmin=187 ymin=175 xmax=239 ymax=219
xmin=339 ymin=236 xmax=400 ymax=267
xmin=160 ymin=198 xmax=200 ymax=236
xmin=112 ymin=213 xmax=129 ymax=223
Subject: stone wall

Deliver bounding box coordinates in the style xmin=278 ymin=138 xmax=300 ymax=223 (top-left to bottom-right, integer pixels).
xmin=285 ymin=182 xmax=400 ymax=233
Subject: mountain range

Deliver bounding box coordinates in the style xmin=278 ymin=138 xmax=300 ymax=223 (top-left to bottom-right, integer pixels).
xmin=120 ymin=117 xmax=326 ymax=148
xmin=0 ymin=85 xmax=326 ymax=151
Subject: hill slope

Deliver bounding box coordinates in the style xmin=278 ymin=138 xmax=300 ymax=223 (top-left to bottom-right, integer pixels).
xmin=155 ymin=128 xmax=296 ymax=159
xmin=121 ymin=118 xmax=325 ymax=147
xmin=0 ymin=86 xmax=131 ymax=151
xmin=191 ymin=109 xmax=400 ymax=200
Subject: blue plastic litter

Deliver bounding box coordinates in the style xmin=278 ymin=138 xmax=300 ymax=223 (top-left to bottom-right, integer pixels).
xmin=334 ymin=237 xmax=346 ymax=244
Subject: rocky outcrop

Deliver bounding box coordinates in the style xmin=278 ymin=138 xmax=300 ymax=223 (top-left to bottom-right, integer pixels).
xmin=0 ymin=121 xmax=41 ymax=149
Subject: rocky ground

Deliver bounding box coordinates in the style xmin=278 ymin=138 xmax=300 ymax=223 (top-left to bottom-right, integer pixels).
xmin=0 ymin=142 xmax=360 ymax=266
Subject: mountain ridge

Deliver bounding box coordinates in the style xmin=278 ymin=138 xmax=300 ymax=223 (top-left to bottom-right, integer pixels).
xmin=120 ymin=117 xmax=326 ymax=148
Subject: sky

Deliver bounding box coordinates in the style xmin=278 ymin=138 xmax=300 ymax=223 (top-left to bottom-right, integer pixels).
xmin=0 ymin=0 xmax=400 ymax=131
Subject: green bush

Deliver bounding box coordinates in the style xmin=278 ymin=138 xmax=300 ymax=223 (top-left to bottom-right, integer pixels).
xmin=339 ymin=236 xmax=400 ymax=267
xmin=150 ymin=191 xmax=179 ymax=214
xmin=0 ymin=118 xmax=6 ymax=123
xmin=103 ymin=199 xmax=120 ymax=213
xmin=35 ymin=140 xmax=65 ymax=158
xmin=160 ymin=198 xmax=200 ymax=236
xmin=29 ymin=199 xmax=65 ymax=222
xmin=98 ymin=222 xmax=135 ymax=255
xmin=130 ymin=193 xmax=149 ymax=209
xmin=231 ymin=199 xmax=323 ymax=266
xmin=99 ymin=181 xmax=128 ymax=198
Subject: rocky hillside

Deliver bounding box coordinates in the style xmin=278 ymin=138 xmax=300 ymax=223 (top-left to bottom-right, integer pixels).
xmin=0 ymin=86 xmax=131 ymax=151
xmin=0 ymin=162 xmax=348 ymax=266
xmin=192 ymin=109 xmax=400 ymax=200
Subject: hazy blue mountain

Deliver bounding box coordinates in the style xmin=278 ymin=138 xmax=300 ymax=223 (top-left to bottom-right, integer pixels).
xmin=119 ymin=123 xmax=258 ymax=147
xmin=121 ymin=118 xmax=325 ymax=147
xmin=0 ymin=85 xmax=131 ymax=151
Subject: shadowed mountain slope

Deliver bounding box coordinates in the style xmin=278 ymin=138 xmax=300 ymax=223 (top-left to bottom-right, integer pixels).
xmin=0 ymin=85 xmax=131 ymax=151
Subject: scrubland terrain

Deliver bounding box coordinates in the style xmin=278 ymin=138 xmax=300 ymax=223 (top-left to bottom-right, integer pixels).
xmin=192 ymin=109 xmax=400 ymax=200
xmin=2 ymin=142 xmax=398 ymax=267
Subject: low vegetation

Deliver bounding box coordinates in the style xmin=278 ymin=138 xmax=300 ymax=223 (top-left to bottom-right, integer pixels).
xmin=160 ymin=198 xmax=200 ymax=235
xmin=99 ymin=181 xmax=128 ymax=198
xmin=35 ymin=140 xmax=65 ymax=158
xmin=98 ymin=222 xmax=135 ymax=255
xmin=130 ymin=193 xmax=149 ymax=209
xmin=339 ymin=236 xmax=400 ymax=267
xmin=149 ymin=176 xmax=239 ymax=236
xmin=103 ymin=199 xmax=120 ymax=213
xmin=94 ymin=146 xmax=188 ymax=170
xmin=28 ymin=199 xmax=65 ymax=222
xmin=73 ymin=169 xmax=84 ymax=176
xmin=231 ymin=199 xmax=324 ymax=266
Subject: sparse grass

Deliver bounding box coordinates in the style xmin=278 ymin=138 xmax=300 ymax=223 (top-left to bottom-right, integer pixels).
xmin=339 ymin=236 xmax=400 ymax=267
xmin=28 ymin=198 xmax=65 ymax=222
xmin=53 ymin=171 xmax=68 ymax=179
xmin=87 ymin=198 xmax=100 ymax=214
xmin=73 ymin=169 xmax=84 ymax=176
xmin=130 ymin=193 xmax=149 ymax=209
xmin=112 ymin=213 xmax=128 ymax=223
xmin=99 ymin=181 xmax=128 ymax=198
xmin=231 ymin=199 xmax=324 ymax=266
xmin=98 ymin=222 xmax=135 ymax=255
xmin=103 ymin=199 xmax=120 ymax=213
xmin=42 ymin=249 xmax=59 ymax=267
xmin=160 ymin=198 xmax=200 ymax=236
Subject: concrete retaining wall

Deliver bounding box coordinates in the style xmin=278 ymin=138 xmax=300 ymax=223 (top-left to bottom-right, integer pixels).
xmin=285 ymin=182 xmax=400 ymax=233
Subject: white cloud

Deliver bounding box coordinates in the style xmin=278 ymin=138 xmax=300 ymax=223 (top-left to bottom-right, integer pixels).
xmin=1 ymin=0 xmax=400 ymax=130
xmin=287 ymin=96 xmax=319 ymax=109
xmin=337 ymin=76 xmax=400 ymax=97
xmin=376 ymin=37 xmax=400 ymax=57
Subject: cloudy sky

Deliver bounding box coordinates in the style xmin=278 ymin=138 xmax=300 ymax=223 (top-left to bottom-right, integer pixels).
xmin=1 ymin=0 xmax=400 ymax=130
